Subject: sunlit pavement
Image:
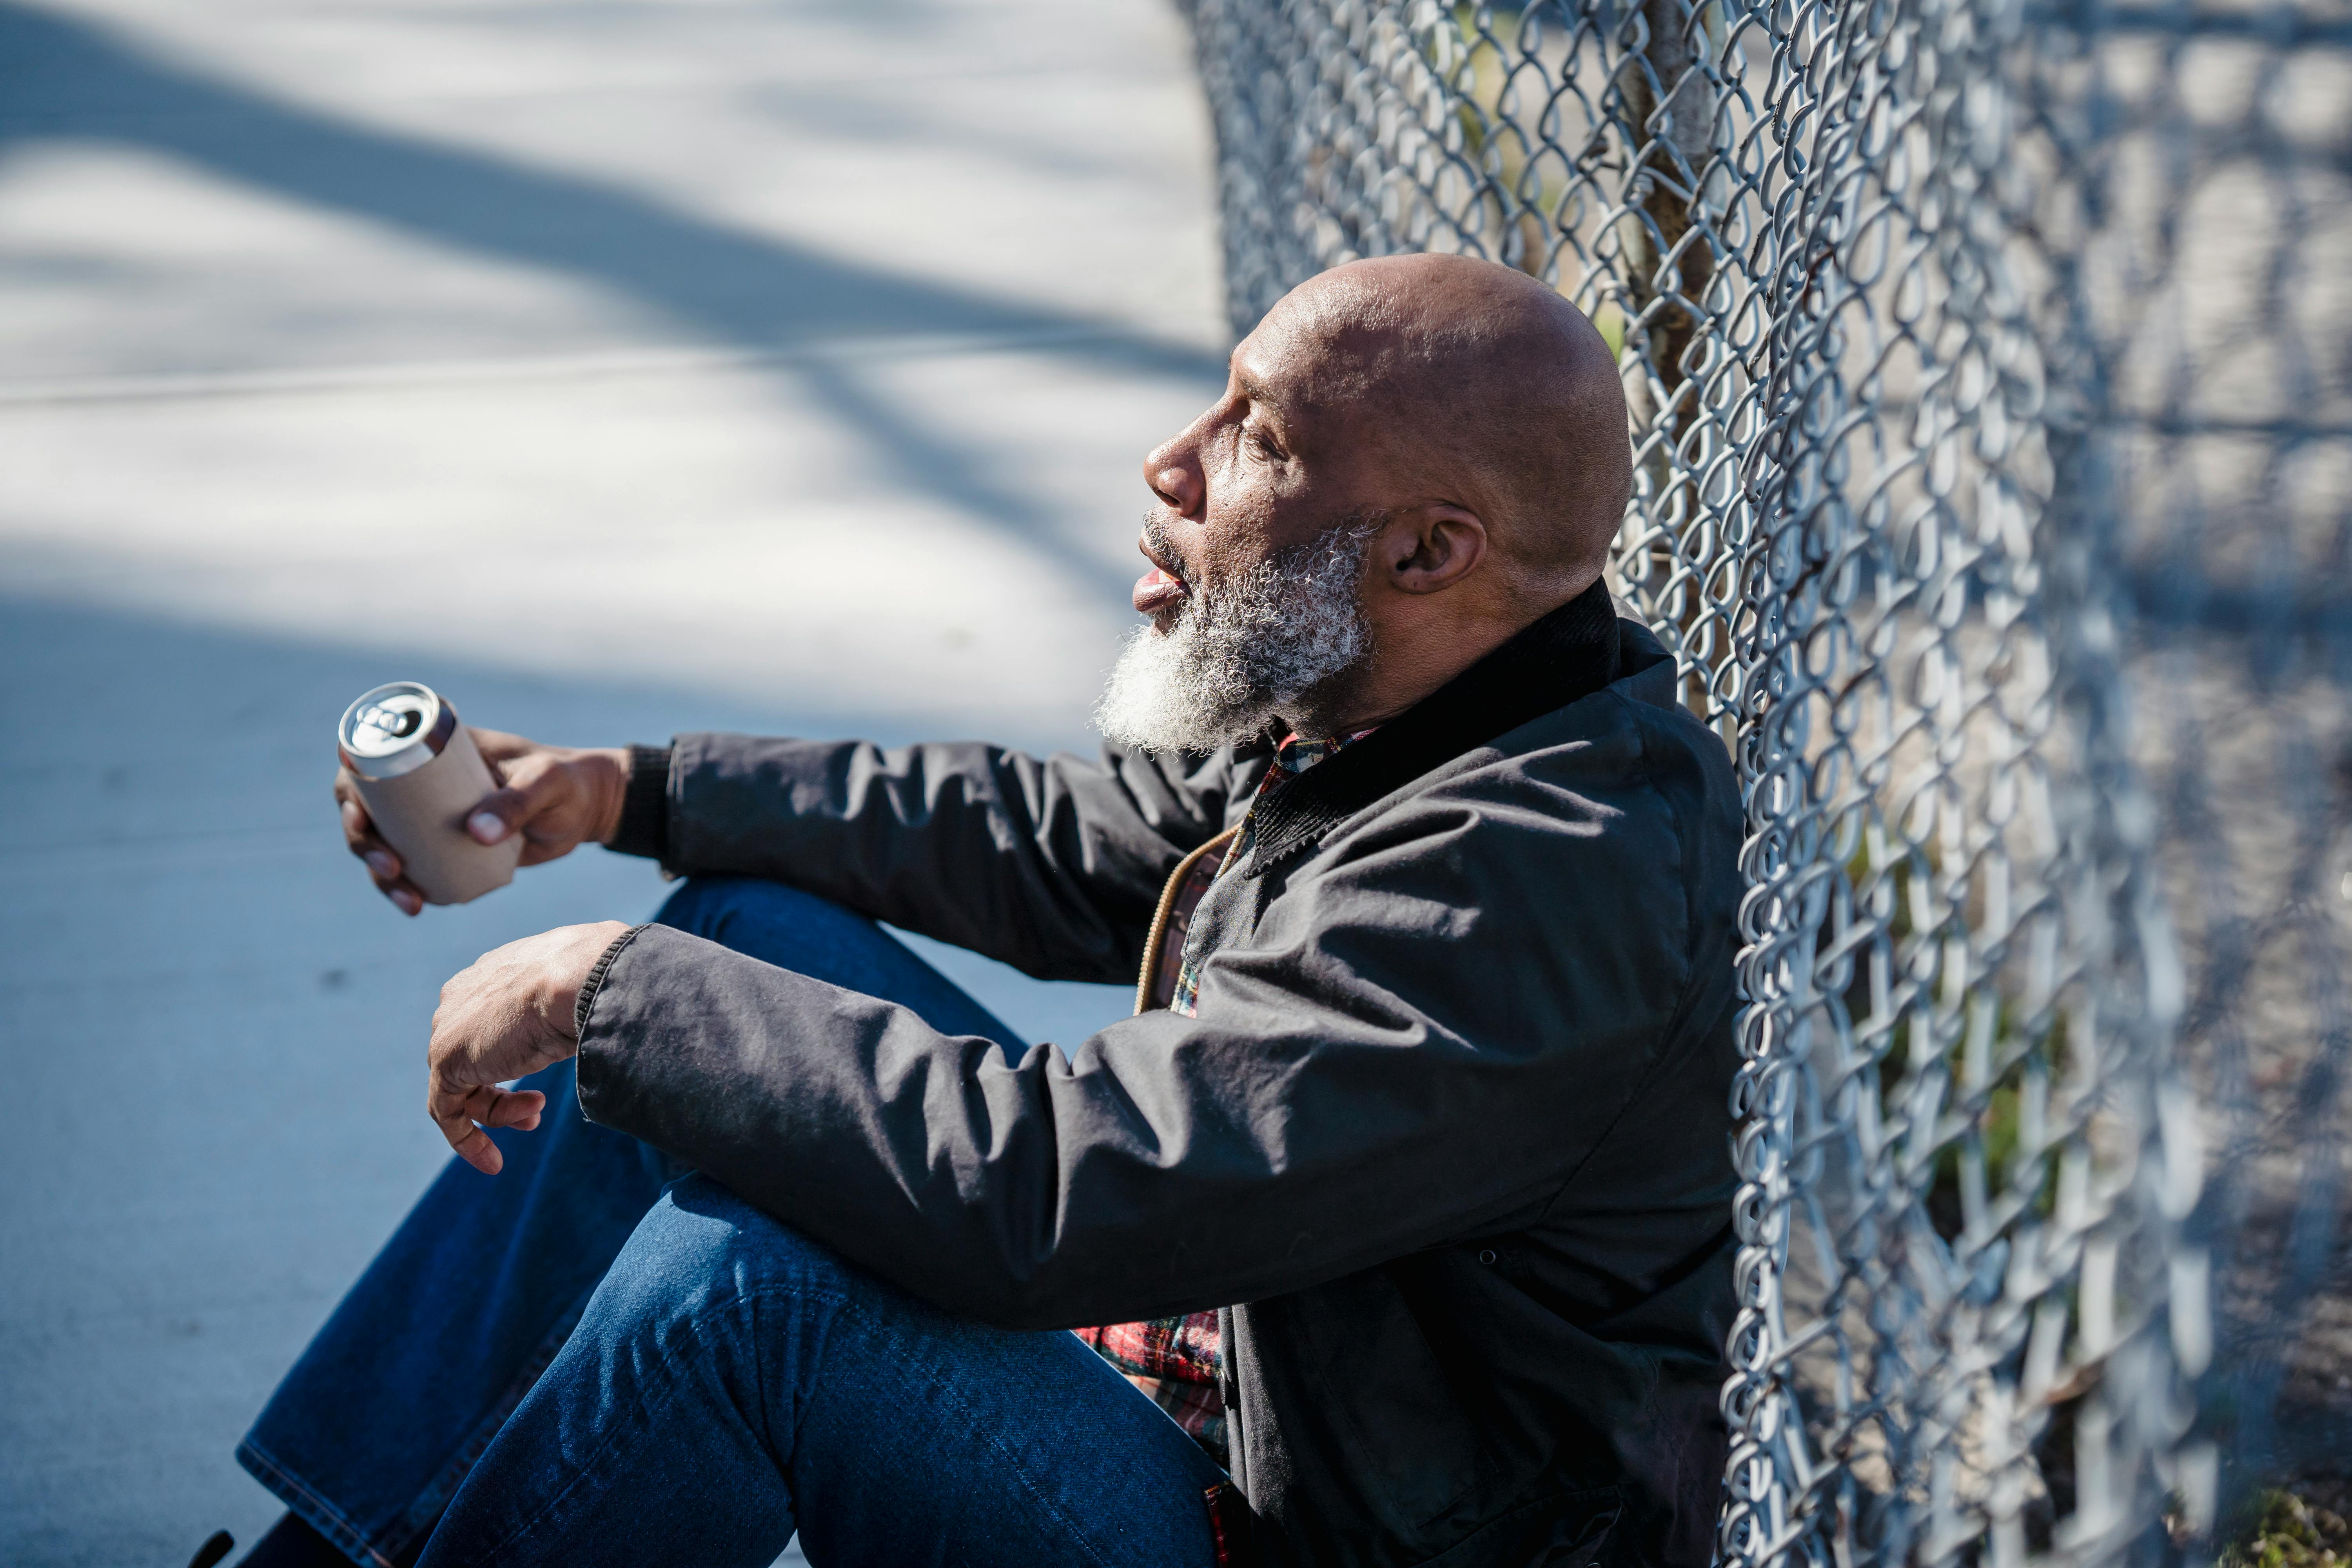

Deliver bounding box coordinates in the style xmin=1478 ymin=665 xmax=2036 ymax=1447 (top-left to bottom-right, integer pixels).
xmin=0 ymin=2 xmax=1224 ymax=1560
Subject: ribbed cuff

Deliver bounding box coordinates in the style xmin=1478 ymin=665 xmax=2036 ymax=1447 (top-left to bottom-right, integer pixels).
xmin=573 ymin=923 xmax=650 ymax=1039
xmin=605 ymin=743 xmax=674 ymax=863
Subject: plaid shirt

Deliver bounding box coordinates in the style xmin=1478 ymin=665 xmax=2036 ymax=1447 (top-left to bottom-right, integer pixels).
xmin=1077 ymin=728 xmax=1376 ymax=1469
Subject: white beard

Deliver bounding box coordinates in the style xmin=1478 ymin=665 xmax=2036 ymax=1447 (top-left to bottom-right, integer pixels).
xmin=1093 ymin=521 xmax=1377 ymax=754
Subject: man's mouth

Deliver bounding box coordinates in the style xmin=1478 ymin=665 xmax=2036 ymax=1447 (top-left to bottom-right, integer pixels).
xmin=1132 ymin=536 xmax=1190 ymax=616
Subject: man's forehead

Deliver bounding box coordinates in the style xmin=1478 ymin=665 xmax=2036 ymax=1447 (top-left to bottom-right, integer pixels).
xmin=1228 ymin=318 xmax=1351 ymax=418
xmin=1232 ymin=289 xmax=1418 ymax=414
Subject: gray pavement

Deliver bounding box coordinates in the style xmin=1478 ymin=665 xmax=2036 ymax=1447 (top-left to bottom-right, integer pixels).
xmin=0 ymin=2 xmax=1225 ymax=1562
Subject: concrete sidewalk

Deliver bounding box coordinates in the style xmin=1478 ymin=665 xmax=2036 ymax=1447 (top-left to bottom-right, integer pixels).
xmin=0 ymin=2 xmax=1224 ymax=1561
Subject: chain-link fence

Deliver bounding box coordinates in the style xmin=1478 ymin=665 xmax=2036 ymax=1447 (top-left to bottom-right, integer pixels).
xmin=1181 ymin=0 xmax=2352 ymax=1561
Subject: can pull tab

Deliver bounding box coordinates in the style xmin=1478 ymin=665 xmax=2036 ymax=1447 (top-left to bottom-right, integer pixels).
xmin=356 ymin=702 xmax=424 ymax=743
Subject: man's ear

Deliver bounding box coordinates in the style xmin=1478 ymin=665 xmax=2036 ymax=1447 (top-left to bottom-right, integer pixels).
xmin=1382 ymin=506 xmax=1488 ymax=595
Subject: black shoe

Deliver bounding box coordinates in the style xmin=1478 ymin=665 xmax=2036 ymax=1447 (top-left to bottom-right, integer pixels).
xmin=184 ymin=1532 xmax=234 ymax=1568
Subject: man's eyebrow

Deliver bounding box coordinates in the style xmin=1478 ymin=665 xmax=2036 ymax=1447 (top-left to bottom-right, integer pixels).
xmin=1233 ymin=368 xmax=1285 ymax=415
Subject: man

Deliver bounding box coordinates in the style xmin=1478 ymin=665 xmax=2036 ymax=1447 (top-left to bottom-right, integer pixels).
xmin=227 ymin=254 xmax=1740 ymax=1568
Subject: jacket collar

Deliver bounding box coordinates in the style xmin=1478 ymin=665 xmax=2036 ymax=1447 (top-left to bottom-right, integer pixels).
xmin=1241 ymin=576 xmax=1628 ymax=877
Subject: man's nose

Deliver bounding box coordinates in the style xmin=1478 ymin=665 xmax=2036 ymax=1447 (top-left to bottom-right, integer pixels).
xmin=1143 ymin=437 xmax=1203 ymax=518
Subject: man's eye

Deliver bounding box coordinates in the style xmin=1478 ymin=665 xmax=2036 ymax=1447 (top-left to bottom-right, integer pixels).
xmin=1249 ymin=431 xmax=1283 ymax=461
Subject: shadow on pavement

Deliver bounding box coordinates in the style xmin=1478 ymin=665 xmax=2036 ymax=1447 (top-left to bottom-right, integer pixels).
xmin=0 ymin=1 xmax=1226 ymax=567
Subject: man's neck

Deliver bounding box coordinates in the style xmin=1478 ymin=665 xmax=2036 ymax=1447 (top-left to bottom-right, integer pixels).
xmin=1287 ymin=578 xmax=1597 ymax=736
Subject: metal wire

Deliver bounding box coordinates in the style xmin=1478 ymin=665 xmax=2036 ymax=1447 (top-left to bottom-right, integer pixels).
xmin=1181 ymin=0 xmax=2352 ymax=1561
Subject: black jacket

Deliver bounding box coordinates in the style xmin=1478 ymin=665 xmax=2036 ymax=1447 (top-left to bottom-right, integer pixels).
xmin=578 ymin=583 xmax=1742 ymax=1566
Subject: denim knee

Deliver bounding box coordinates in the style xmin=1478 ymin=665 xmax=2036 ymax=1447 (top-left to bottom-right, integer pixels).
xmin=590 ymin=1175 xmax=856 ymax=1336
xmin=652 ymin=876 xmax=848 ymax=946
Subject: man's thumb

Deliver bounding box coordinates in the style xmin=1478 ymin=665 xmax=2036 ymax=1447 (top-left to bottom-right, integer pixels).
xmin=466 ymin=787 xmax=531 ymax=845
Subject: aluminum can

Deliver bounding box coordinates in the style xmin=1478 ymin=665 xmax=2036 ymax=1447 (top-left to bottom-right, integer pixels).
xmin=337 ymin=681 xmax=520 ymax=905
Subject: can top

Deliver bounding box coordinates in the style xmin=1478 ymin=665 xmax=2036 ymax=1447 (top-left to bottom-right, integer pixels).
xmin=339 ymin=682 xmax=458 ymax=779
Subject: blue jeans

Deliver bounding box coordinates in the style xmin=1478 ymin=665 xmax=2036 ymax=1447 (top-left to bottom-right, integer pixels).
xmin=241 ymin=877 xmax=1225 ymax=1568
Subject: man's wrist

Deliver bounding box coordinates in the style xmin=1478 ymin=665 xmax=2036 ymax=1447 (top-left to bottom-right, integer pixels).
xmin=571 ymin=921 xmax=648 ymax=1040
xmin=603 ymin=744 xmax=675 ymax=861
xmin=586 ymin=748 xmax=633 ymax=846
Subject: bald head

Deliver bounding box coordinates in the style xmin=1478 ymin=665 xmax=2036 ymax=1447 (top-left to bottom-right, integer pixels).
xmin=1118 ymin=254 xmax=1631 ymax=747
xmin=1256 ymin=254 xmax=1631 ymax=587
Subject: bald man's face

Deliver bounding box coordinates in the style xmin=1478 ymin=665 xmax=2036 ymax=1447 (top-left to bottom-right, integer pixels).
xmin=1132 ymin=306 xmax=1400 ymax=629
xmin=1093 ymin=311 xmax=1393 ymax=753
xmin=1104 ymin=256 xmax=1622 ymax=750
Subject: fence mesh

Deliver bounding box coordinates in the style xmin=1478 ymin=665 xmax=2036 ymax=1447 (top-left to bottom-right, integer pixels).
xmin=1181 ymin=0 xmax=2352 ymax=1562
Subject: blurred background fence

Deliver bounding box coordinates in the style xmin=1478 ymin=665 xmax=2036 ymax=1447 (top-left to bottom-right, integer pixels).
xmin=1183 ymin=0 xmax=2352 ymax=1563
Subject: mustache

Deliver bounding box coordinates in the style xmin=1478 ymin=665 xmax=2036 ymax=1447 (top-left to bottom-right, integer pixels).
xmin=1140 ymin=512 xmax=1191 ymax=588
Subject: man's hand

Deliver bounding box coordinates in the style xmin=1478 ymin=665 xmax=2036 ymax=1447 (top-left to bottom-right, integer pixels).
xmin=426 ymin=922 xmax=632 ymax=1174
xmin=338 ymin=730 xmax=632 ymax=915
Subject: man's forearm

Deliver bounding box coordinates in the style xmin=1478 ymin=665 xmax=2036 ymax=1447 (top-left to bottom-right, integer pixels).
xmin=571 ymin=920 xmax=1659 ymax=1331
xmin=616 ymin=733 xmax=1234 ymax=985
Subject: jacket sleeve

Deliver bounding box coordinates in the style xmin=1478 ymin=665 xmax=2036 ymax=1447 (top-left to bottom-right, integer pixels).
xmin=576 ymin=708 xmax=1740 ymax=1330
xmin=656 ymin=733 xmax=1251 ymax=985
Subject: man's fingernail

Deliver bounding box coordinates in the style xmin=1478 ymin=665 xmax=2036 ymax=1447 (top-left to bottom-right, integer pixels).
xmin=364 ymin=850 xmax=396 ymax=878
xmin=391 ymin=888 xmax=422 ymax=915
xmin=468 ymin=811 xmax=507 ymax=843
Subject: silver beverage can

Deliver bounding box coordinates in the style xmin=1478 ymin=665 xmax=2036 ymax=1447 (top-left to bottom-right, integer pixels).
xmin=337 ymin=681 xmax=521 ymax=906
